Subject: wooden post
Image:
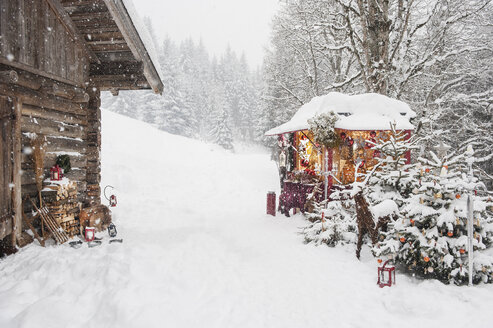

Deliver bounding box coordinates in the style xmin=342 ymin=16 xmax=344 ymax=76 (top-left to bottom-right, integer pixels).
xmin=12 ymin=100 xmax=22 ymax=246
xmin=85 ymin=87 xmax=102 ymax=207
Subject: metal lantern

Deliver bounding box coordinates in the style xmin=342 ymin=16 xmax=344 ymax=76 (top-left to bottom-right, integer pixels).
xmin=50 ymin=164 xmax=63 ymax=181
xmin=107 ymin=223 xmax=117 ymax=238
xmin=109 ymin=194 xmax=117 ymax=207
xmin=377 ymin=260 xmax=396 ymax=288
xmin=85 ymin=227 xmax=95 ymax=242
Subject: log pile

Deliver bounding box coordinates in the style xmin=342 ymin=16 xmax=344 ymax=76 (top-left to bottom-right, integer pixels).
xmin=42 ymin=179 xmax=81 ymax=237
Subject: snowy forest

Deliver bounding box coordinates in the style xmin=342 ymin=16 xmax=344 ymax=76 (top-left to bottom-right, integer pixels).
xmin=102 ymin=21 xmax=262 ymax=151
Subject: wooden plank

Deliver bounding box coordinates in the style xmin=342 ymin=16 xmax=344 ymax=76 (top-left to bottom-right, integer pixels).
xmin=0 ymin=96 xmax=13 ymax=242
xmin=12 ymin=99 xmax=23 ymax=245
xmin=21 ymin=115 xmax=85 ymax=139
xmin=22 ymin=104 xmax=87 ymax=126
xmin=0 ymin=82 xmax=87 ymax=116
xmin=44 ymin=0 xmax=100 ymax=64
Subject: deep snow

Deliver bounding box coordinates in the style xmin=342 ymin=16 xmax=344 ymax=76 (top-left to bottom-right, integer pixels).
xmin=1 ymin=110 xmax=492 ymax=328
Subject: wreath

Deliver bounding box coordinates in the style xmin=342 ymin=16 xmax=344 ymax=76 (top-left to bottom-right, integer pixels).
xmin=308 ymin=111 xmax=340 ymax=148
xmin=56 ymin=154 xmax=71 ymax=174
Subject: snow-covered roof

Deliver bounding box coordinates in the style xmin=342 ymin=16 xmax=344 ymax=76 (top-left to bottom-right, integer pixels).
xmin=265 ymin=92 xmax=416 ymax=136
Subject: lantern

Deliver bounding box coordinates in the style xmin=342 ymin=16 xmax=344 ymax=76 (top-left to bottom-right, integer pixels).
xmin=50 ymin=164 xmax=63 ymax=181
xmin=107 ymin=223 xmax=117 ymax=238
xmin=109 ymin=195 xmax=117 ymax=207
xmin=85 ymin=227 xmax=95 ymax=242
xmin=377 ymin=260 xmax=396 ymax=288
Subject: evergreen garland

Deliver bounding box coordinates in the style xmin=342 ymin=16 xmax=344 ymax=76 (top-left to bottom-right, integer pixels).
xmin=56 ymin=155 xmax=71 ymax=174
xmin=308 ymin=112 xmax=340 ymax=148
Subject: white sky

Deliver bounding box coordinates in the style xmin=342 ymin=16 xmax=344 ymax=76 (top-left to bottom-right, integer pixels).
xmin=130 ymin=0 xmax=280 ymax=68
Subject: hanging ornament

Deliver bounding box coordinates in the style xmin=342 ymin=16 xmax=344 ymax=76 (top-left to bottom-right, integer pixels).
xmin=447 ymin=231 xmax=453 ymax=237
xmin=399 ymin=237 xmax=406 ymax=243
xmin=459 ymin=248 xmax=466 ymax=254
xmin=425 ymin=168 xmax=431 ymax=173
xmin=377 ymin=259 xmax=383 ymax=264
xmin=410 ymin=219 xmax=415 ymax=226
xmin=435 ymin=192 xmax=442 ymax=199
xmin=428 ymin=266 xmax=434 ymax=273
xmin=455 ymin=194 xmax=461 ymax=199
xmin=424 ymin=256 xmax=430 ymax=262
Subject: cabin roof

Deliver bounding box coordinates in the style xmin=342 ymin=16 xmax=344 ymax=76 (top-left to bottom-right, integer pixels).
xmin=60 ymin=0 xmax=163 ymax=94
xmin=265 ymin=92 xmax=416 ymax=136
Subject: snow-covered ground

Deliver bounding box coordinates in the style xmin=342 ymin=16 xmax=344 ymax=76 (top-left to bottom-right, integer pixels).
xmin=1 ymin=110 xmax=492 ymax=328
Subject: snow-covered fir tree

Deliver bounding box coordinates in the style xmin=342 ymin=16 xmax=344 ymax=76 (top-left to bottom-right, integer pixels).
xmin=374 ymin=146 xmax=493 ymax=285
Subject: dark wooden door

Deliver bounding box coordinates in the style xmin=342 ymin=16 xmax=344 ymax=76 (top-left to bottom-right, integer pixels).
xmin=0 ymin=96 xmax=13 ymax=237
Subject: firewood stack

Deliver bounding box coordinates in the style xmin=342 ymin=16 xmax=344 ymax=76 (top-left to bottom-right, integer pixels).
xmin=42 ymin=179 xmax=81 ymax=237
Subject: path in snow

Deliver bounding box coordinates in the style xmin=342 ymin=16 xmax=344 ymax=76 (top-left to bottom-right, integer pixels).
xmin=0 ymin=110 xmax=492 ymax=328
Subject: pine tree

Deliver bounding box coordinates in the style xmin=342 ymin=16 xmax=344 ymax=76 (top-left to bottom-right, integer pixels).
xmin=210 ymin=107 xmax=234 ymax=151
xmin=375 ymin=146 xmax=493 ymax=285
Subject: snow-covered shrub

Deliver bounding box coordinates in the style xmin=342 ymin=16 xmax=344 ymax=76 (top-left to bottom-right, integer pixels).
xmin=302 ymin=189 xmax=358 ymax=247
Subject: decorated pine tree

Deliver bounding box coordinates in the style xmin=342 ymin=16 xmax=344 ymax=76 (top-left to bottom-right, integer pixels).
xmin=374 ymin=146 xmax=493 ymax=285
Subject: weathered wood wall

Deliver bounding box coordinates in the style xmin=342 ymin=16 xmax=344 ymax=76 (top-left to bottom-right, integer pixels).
xmin=0 ymin=0 xmax=89 ymax=85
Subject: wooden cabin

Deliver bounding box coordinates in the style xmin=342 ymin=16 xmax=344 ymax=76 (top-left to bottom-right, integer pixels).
xmin=0 ymin=0 xmax=164 ymax=248
xmin=265 ymin=93 xmax=415 ymax=216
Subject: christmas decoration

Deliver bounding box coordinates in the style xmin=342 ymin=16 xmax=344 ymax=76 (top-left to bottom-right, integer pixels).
xmin=55 ymin=154 xmax=71 ymax=174
xmin=377 ymin=260 xmax=396 ymax=288
xmin=308 ymin=112 xmax=340 ymax=148
xmin=85 ymin=227 xmax=95 ymax=242
xmin=50 ymin=165 xmax=63 ymax=181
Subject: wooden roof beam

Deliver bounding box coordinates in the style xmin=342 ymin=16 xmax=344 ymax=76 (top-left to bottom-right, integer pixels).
xmin=103 ymin=0 xmax=163 ymax=94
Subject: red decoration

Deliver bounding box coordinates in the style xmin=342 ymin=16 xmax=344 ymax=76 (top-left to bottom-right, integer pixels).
xmin=85 ymin=227 xmax=95 ymax=242
xmin=447 ymin=231 xmax=453 ymax=237
xmin=377 ymin=260 xmax=396 ymax=288
xmin=425 ymin=168 xmax=431 ymax=173
xmin=50 ymin=165 xmax=63 ymax=181
xmin=377 ymin=259 xmax=383 ymax=264
xmin=267 ymin=192 xmax=276 ymax=216
xmin=109 ymin=195 xmax=117 ymax=207
xmin=399 ymin=237 xmax=406 ymax=243
xmin=410 ymin=219 xmax=415 ymax=226
xmin=459 ymin=248 xmax=466 ymax=254
xmin=455 ymin=194 xmax=461 ymax=199
xmin=424 ymin=256 xmax=430 ymax=262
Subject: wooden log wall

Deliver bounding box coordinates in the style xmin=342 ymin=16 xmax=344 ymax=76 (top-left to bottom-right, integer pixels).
xmin=0 ymin=0 xmax=89 ymax=85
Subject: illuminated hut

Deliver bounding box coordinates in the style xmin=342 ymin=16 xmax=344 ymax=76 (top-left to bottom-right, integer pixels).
xmin=265 ymin=92 xmax=416 ymax=216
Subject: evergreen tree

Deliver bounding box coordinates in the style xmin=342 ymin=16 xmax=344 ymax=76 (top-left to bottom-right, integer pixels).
xmin=375 ymin=147 xmax=493 ymax=285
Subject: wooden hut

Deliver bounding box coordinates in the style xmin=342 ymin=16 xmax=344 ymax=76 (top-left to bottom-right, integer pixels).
xmin=0 ymin=0 xmax=164 ymax=248
xmin=265 ymin=92 xmax=415 ymax=216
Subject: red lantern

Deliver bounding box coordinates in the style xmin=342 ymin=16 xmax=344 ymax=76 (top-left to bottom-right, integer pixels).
xmin=50 ymin=164 xmax=63 ymax=181
xmin=85 ymin=227 xmax=95 ymax=242
xmin=109 ymin=195 xmax=117 ymax=207
xmin=377 ymin=260 xmax=396 ymax=288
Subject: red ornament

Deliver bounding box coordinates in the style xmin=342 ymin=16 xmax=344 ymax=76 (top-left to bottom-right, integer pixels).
xmin=425 ymin=168 xmax=431 ymax=173
xmin=50 ymin=165 xmax=63 ymax=181
xmin=447 ymin=231 xmax=453 ymax=237
xmin=377 ymin=260 xmax=396 ymax=288
xmin=377 ymin=259 xmax=383 ymax=264
xmin=424 ymin=256 xmax=430 ymax=262
xmin=399 ymin=237 xmax=406 ymax=243
xmin=459 ymin=249 xmax=466 ymax=254
xmin=410 ymin=219 xmax=415 ymax=226
xmin=455 ymin=194 xmax=461 ymax=199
